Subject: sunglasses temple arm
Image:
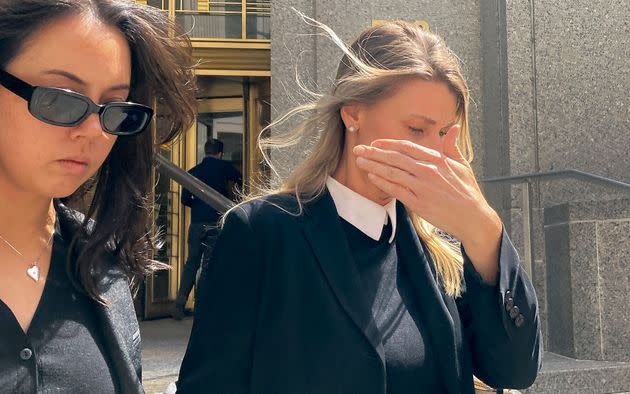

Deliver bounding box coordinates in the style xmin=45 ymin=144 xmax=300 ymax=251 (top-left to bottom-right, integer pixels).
xmin=0 ymin=69 xmax=35 ymax=101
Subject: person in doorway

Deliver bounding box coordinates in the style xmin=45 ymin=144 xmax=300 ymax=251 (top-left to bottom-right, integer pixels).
xmin=171 ymin=138 xmax=242 ymax=320
xmin=0 ymin=1 xmax=196 ymax=393
xmin=177 ymin=18 xmax=542 ymax=394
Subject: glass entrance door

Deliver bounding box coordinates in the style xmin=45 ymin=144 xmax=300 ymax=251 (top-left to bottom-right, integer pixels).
xmin=140 ymin=76 xmax=269 ymax=319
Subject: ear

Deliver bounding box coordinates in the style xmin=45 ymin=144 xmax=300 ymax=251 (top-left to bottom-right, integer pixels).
xmin=340 ymin=103 xmax=362 ymax=130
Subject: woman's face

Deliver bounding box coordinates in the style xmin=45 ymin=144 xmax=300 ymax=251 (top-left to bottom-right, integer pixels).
xmin=349 ymin=79 xmax=458 ymax=154
xmin=341 ymin=79 xmax=459 ymax=202
xmin=0 ymin=14 xmax=131 ymax=199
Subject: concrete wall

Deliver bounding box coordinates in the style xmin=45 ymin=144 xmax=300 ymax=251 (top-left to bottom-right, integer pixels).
xmin=506 ymin=0 xmax=630 ymax=205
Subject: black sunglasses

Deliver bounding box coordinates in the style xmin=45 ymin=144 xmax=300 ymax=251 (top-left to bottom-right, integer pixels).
xmin=0 ymin=69 xmax=153 ymax=136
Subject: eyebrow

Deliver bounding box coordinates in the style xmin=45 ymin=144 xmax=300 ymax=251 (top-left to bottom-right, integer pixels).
xmin=42 ymin=69 xmax=130 ymax=92
xmin=410 ymin=113 xmax=437 ymax=125
xmin=410 ymin=113 xmax=458 ymax=129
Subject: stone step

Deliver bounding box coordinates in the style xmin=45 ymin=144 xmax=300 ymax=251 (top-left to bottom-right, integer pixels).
xmin=523 ymin=352 xmax=630 ymax=394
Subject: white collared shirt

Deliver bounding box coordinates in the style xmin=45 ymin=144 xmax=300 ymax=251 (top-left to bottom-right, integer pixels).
xmin=326 ymin=176 xmax=397 ymax=244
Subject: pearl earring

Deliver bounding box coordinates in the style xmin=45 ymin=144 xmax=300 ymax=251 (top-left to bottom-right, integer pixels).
xmin=347 ymin=125 xmax=357 ymax=133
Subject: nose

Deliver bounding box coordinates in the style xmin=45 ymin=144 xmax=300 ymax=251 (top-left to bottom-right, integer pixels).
xmin=69 ymin=113 xmax=105 ymax=139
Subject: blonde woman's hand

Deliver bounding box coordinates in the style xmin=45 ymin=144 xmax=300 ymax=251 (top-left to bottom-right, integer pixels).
xmin=353 ymin=125 xmax=502 ymax=284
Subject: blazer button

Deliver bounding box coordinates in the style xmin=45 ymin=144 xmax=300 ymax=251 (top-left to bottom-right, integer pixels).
xmin=20 ymin=348 xmax=33 ymax=361
xmin=515 ymin=314 xmax=525 ymax=327
xmin=509 ymin=305 xmax=520 ymax=319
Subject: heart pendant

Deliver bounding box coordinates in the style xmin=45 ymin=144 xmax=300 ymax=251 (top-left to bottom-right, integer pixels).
xmin=26 ymin=264 xmax=40 ymax=282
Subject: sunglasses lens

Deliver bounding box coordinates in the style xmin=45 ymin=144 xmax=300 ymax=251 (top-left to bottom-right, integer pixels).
xmin=31 ymin=88 xmax=89 ymax=125
xmin=102 ymin=105 xmax=151 ymax=135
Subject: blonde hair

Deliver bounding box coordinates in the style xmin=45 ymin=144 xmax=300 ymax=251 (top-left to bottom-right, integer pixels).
xmin=250 ymin=14 xmax=473 ymax=297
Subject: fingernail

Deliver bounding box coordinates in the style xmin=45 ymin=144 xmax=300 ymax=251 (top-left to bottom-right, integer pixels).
xmin=353 ymin=145 xmax=367 ymax=155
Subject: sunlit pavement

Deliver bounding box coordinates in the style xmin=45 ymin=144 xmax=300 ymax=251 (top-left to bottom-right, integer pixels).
xmin=141 ymin=317 xmax=193 ymax=394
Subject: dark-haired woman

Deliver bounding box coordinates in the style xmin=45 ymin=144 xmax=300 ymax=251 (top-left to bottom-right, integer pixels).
xmin=0 ymin=1 xmax=196 ymax=393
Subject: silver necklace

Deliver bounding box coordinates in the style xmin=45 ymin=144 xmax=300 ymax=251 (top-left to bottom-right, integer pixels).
xmin=0 ymin=230 xmax=54 ymax=282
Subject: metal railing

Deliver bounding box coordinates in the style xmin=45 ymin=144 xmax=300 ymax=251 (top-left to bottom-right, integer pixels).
xmin=140 ymin=0 xmax=271 ymax=41
xmin=155 ymin=153 xmax=234 ymax=214
xmin=480 ymin=170 xmax=630 ymax=276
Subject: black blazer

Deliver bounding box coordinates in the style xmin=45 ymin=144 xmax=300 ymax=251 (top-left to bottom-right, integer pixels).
xmin=56 ymin=203 xmax=144 ymax=394
xmin=177 ymin=192 xmax=542 ymax=394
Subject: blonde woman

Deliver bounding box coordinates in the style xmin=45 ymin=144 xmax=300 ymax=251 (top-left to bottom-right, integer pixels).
xmin=178 ymin=19 xmax=541 ymax=394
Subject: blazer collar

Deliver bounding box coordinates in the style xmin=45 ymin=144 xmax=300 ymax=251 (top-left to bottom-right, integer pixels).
xmin=54 ymin=201 xmax=144 ymax=393
xmin=394 ymin=202 xmax=462 ymax=394
xmin=92 ymin=257 xmax=144 ymax=393
xmin=301 ymin=191 xmax=387 ymax=370
xmin=54 ymin=200 xmax=85 ymax=243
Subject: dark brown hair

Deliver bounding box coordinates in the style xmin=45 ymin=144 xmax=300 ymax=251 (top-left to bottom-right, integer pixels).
xmin=0 ymin=0 xmax=197 ymax=300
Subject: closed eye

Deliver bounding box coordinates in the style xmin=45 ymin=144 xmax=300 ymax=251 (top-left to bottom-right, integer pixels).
xmin=408 ymin=126 xmax=424 ymax=134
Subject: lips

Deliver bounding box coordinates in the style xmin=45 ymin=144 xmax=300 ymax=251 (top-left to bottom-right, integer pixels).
xmin=60 ymin=158 xmax=88 ymax=165
xmin=56 ymin=157 xmax=89 ymax=174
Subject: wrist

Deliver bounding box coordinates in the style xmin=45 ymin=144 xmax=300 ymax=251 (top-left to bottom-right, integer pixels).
xmin=460 ymin=205 xmax=503 ymax=284
xmin=460 ymin=204 xmax=502 ymax=249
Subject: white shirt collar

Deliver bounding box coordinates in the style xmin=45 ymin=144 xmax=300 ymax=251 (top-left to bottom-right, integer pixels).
xmin=326 ymin=176 xmax=397 ymax=243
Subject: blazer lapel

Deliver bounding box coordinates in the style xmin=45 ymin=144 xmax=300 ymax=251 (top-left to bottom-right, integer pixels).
xmin=55 ymin=202 xmax=144 ymax=393
xmin=301 ymin=191 xmax=386 ymax=368
xmin=395 ymin=203 xmax=462 ymax=394
xmin=93 ymin=264 xmax=144 ymax=394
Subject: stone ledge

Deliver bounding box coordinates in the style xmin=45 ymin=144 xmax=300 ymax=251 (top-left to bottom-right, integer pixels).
xmin=524 ymin=352 xmax=630 ymax=394
xmin=544 ymin=198 xmax=630 ymax=225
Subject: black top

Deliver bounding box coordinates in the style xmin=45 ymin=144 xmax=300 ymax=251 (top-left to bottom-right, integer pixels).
xmin=181 ymin=156 xmax=243 ymax=223
xmin=0 ymin=222 xmax=116 ymax=394
xmin=340 ymin=218 xmax=444 ymax=394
